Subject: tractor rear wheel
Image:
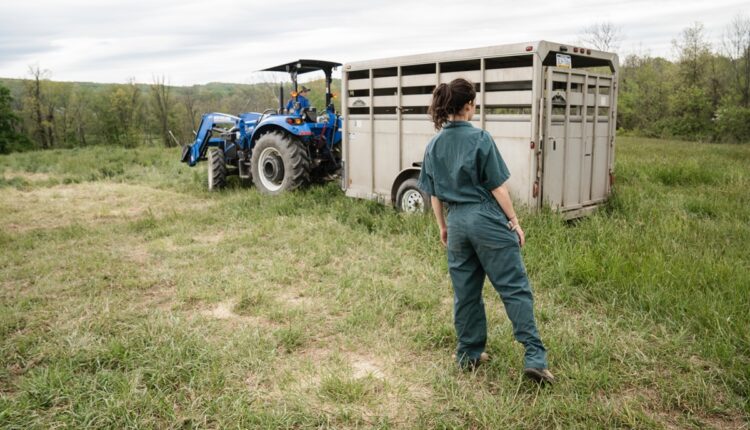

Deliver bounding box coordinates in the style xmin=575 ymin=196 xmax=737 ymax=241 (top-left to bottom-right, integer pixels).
xmin=251 ymin=131 xmax=310 ymax=195
xmin=207 ymin=147 xmax=227 ymax=191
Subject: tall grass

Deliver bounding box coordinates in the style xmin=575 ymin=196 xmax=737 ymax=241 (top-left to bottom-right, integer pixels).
xmin=0 ymin=137 xmax=747 ymax=428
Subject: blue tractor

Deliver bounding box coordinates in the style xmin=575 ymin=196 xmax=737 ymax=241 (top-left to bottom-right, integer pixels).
xmin=180 ymin=59 xmax=342 ymax=194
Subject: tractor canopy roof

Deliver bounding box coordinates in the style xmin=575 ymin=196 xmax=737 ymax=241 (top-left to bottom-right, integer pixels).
xmin=261 ymin=59 xmax=342 ymax=75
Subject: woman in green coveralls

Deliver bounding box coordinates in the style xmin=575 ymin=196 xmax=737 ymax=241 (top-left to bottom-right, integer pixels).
xmin=417 ymin=78 xmax=554 ymax=383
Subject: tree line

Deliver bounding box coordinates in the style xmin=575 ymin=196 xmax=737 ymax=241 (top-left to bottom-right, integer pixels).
xmin=616 ymin=18 xmax=750 ymax=143
xmin=1 ymin=17 xmax=749 ymax=154
xmin=0 ymin=73 xmax=339 ymax=154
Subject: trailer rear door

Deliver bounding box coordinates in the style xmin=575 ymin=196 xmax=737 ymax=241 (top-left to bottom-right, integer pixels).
xmin=541 ymin=67 xmax=615 ymax=215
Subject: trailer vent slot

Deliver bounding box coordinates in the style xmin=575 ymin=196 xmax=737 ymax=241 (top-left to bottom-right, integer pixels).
xmin=372 ymin=67 xmax=397 ymax=78
xmin=348 ymin=89 xmax=370 ymax=97
xmin=484 ymin=81 xmax=533 ymax=92
xmin=373 ymin=88 xmax=397 ymax=96
xmin=374 ymin=107 xmax=397 ymax=115
xmin=401 ymin=106 xmax=429 ymax=115
xmin=484 ymin=55 xmax=533 ymax=69
xmin=402 ymin=63 xmax=436 ymax=75
xmin=439 ymin=59 xmax=481 ymax=73
xmin=484 ymin=106 xmax=532 ymax=115
xmin=402 ymin=85 xmax=435 ymax=95
xmin=348 ymin=70 xmax=369 ymax=80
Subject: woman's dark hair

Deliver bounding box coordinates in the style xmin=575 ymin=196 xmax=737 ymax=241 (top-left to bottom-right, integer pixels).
xmin=428 ymin=78 xmax=476 ymax=130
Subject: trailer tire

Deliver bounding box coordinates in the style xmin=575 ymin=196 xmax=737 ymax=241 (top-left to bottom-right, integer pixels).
xmin=251 ymin=131 xmax=310 ymax=195
xmin=395 ymin=178 xmax=431 ymax=213
xmin=207 ymin=147 xmax=227 ymax=191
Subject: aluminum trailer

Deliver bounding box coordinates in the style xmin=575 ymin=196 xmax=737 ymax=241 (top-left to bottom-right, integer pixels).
xmin=341 ymin=40 xmax=619 ymax=218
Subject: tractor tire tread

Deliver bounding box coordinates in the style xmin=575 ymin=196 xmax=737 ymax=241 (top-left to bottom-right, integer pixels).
xmin=251 ymin=131 xmax=310 ymax=194
xmin=208 ymin=147 xmax=227 ymax=191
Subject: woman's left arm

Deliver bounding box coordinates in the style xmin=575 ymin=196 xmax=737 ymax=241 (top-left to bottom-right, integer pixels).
xmin=491 ymin=184 xmax=525 ymax=247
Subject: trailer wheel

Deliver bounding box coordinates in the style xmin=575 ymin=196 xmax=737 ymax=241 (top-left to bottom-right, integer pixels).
xmin=395 ymin=178 xmax=431 ymax=213
xmin=207 ymin=147 xmax=227 ymax=191
xmin=251 ymin=131 xmax=310 ymax=195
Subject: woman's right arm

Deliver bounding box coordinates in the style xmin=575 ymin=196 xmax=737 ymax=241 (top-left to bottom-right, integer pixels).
xmin=431 ymin=196 xmax=448 ymax=247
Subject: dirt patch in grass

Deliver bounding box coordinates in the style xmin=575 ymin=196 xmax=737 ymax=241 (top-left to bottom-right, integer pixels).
xmin=347 ymin=351 xmax=387 ymax=380
xmin=124 ymin=243 xmax=151 ymax=265
xmin=622 ymin=385 xmax=748 ymax=430
xmin=203 ymin=301 xmax=236 ymax=319
xmin=200 ymin=300 xmax=275 ymax=329
xmin=278 ymin=291 xmax=317 ymax=308
xmin=0 ymin=182 xmax=211 ymax=233
xmin=193 ymin=231 xmax=225 ymax=245
xmin=2 ymin=170 xmax=53 ymax=182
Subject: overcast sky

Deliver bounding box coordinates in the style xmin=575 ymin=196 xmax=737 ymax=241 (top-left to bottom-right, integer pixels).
xmin=0 ymin=0 xmax=747 ymax=86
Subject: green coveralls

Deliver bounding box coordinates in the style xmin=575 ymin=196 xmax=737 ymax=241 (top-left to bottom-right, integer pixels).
xmin=417 ymin=121 xmax=548 ymax=369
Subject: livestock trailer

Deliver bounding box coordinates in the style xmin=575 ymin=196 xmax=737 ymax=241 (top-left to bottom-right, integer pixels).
xmin=341 ymin=40 xmax=619 ymax=218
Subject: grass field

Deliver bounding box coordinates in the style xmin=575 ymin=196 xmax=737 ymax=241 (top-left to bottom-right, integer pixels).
xmin=1 ymin=137 xmax=748 ymax=429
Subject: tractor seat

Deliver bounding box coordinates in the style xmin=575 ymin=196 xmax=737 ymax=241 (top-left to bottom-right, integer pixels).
xmin=303 ymin=108 xmax=318 ymax=123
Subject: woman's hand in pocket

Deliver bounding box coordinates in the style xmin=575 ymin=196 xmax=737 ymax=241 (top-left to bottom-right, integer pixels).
xmin=515 ymin=224 xmax=525 ymax=247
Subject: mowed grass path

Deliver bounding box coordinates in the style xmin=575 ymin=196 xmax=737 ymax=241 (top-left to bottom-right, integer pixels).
xmin=0 ymin=137 xmax=748 ymax=429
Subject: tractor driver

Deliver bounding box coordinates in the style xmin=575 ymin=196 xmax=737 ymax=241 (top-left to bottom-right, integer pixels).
xmin=286 ymin=85 xmax=311 ymax=114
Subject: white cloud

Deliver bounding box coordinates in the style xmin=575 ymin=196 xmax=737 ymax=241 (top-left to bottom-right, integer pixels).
xmin=0 ymin=0 xmax=747 ymax=84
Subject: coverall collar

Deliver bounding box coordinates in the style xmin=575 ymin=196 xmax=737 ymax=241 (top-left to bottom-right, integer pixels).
xmin=444 ymin=121 xmax=473 ymax=129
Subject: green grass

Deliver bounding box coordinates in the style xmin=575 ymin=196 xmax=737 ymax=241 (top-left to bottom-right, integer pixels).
xmin=0 ymin=137 xmax=748 ymax=429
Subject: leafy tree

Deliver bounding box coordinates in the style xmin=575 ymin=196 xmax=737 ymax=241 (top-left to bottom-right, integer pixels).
xmin=668 ymin=85 xmax=714 ymax=140
xmin=618 ymin=55 xmax=676 ymax=136
xmin=715 ymin=104 xmax=750 ymax=142
xmin=0 ymin=84 xmax=31 ymax=153
xmin=95 ymin=80 xmax=143 ymax=146
xmin=673 ymin=22 xmax=713 ymax=86
xmin=722 ymin=13 xmax=750 ymax=107
xmin=668 ymin=22 xmax=718 ymax=139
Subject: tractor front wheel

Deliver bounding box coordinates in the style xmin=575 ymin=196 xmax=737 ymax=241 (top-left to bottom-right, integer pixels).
xmin=251 ymin=131 xmax=310 ymax=195
xmin=207 ymin=147 xmax=227 ymax=191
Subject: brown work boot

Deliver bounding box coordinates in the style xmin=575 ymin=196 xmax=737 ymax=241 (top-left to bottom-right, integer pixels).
xmin=523 ymin=368 xmax=555 ymax=384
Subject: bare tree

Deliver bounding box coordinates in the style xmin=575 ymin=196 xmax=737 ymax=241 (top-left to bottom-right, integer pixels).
xmin=580 ymin=21 xmax=623 ymax=52
xmin=24 ymin=66 xmax=54 ymax=149
xmin=181 ymin=86 xmax=198 ymax=134
xmin=70 ymin=86 xmax=90 ymax=146
xmin=151 ymin=75 xmax=172 ymax=147
xmin=722 ymin=13 xmax=750 ymax=106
